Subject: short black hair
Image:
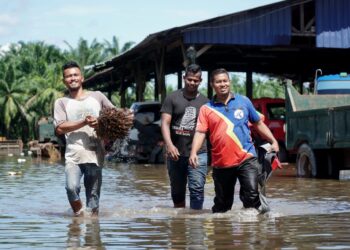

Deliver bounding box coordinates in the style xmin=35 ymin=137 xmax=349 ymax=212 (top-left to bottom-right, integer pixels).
xmin=62 ymin=61 xmax=81 ymax=73
xmin=185 ymin=64 xmax=201 ymax=76
xmin=210 ymin=68 xmax=229 ymax=83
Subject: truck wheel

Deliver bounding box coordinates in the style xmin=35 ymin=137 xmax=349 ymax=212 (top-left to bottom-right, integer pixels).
xmin=296 ymin=143 xmax=317 ymax=178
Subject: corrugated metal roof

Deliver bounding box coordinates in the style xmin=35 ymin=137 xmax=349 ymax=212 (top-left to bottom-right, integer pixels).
xmin=183 ymin=4 xmax=291 ymax=46
xmin=316 ymin=0 xmax=350 ymax=48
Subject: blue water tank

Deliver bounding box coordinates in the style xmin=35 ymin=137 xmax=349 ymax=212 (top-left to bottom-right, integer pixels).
xmin=317 ymin=73 xmax=350 ymax=94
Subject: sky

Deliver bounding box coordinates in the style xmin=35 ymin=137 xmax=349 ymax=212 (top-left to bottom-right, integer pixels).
xmin=0 ymin=0 xmax=282 ymax=51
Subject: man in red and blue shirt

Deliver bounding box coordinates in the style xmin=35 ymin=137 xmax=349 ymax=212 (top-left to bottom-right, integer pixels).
xmin=189 ymin=68 xmax=279 ymax=213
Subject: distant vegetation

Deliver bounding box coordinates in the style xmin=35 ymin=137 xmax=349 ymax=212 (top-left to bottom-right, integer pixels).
xmin=0 ymin=37 xmax=134 ymax=141
xmin=0 ymin=37 xmax=284 ymax=142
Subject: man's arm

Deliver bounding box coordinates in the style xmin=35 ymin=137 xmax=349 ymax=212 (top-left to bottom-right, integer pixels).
xmin=56 ymin=115 xmax=97 ymax=135
xmin=251 ymin=120 xmax=279 ymax=152
xmin=189 ymin=131 xmax=206 ymax=168
xmin=161 ymin=113 xmax=180 ymax=161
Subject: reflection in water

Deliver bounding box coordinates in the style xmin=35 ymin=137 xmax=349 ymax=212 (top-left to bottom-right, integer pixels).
xmin=67 ymin=217 xmax=105 ymax=249
xmin=2 ymin=156 xmax=350 ymax=249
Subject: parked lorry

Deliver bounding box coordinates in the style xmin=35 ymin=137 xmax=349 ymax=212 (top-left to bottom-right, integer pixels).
xmin=110 ymin=101 xmax=165 ymax=164
xmin=285 ymin=71 xmax=350 ymax=178
xmin=251 ymin=98 xmax=288 ymax=162
xmin=28 ymin=117 xmax=64 ymax=159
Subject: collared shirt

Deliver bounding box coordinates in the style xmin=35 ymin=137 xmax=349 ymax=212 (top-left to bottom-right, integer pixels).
xmin=196 ymin=93 xmax=261 ymax=168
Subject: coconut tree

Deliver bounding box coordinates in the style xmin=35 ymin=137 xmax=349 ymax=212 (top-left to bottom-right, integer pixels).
xmin=27 ymin=64 xmax=65 ymax=117
xmin=103 ymin=36 xmax=135 ymax=59
xmin=0 ymin=63 xmax=29 ymax=138
xmin=63 ymin=38 xmax=105 ymax=78
xmin=253 ymin=77 xmax=284 ymax=99
xmin=4 ymin=41 xmax=64 ymax=77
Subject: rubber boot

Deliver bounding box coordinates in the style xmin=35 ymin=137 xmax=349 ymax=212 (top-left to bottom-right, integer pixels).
xmin=174 ymin=201 xmax=185 ymax=208
xmin=70 ymin=199 xmax=83 ymax=216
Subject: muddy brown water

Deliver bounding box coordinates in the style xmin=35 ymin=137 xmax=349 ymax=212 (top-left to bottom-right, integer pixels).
xmin=1 ymin=156 xmax=350 ymax=249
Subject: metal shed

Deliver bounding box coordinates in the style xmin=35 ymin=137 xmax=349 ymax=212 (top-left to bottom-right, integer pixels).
xmin=84 ymin=0 xmax=350 ymax=106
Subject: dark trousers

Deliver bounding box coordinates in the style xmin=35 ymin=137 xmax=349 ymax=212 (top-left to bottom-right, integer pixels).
xmin=212 ymin=157 xmax=261 ymax=213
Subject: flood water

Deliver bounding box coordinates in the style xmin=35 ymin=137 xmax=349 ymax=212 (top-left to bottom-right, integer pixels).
xmin=1 ymin=155 xmax=350 ymax=249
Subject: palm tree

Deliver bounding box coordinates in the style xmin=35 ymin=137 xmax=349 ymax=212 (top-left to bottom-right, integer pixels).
xmin=0 ymin=41 xmax=66 ymax=139
xmin=26 ymin=64 xmax=65 ymax=117
xmin=231 ymin=74 xmax=246 ymax=95
xmin=0 ymin=63 xmax=29 ymax=138
xmin=253 ymin=76 xmax=284 ymax=99
xmin=103 ymin=36 xmax=135 ymax=59
xmin=4 ymin=41 xmax=64 ymax=77
xmin=63 ymin=38 xmax=105 ymax=78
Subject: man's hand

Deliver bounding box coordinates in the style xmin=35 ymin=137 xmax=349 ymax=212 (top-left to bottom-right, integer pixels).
xmin=85 ymin=115 xmax=98 ymax=128
xmin=189 ymin=153 xmax=198 ymax=168
xmin=166 ymin=144 xmax=180 ymax=161
xmin=271 ymin=139 xmax=279 ymax=153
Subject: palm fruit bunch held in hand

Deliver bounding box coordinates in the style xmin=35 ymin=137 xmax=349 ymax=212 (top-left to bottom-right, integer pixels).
xmin=96 ymin=107 xmax=134 ymax=140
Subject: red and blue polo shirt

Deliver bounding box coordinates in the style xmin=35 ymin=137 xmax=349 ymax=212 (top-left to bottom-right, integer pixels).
xmin=196 ymin=93 xmax=261 ymax=168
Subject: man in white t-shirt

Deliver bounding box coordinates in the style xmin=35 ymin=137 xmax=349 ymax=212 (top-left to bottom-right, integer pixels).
xmin=54 ymin=61 xmax=132 ymax=216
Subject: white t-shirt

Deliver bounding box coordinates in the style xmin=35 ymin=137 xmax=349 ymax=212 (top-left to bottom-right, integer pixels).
xmin=54 ymin=91 xmax=114 ymax=166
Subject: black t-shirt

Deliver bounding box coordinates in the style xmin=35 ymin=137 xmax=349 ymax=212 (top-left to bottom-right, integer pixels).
xmin=161 ymin=89 xmax=209 ymax=157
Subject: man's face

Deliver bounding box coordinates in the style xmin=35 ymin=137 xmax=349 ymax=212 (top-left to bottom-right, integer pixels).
xmin=183 ymin=72 xmax=202 ymax=93
xmin=211 ymin=73 xmax=230 ymax=96
xmin=63 ymin=67 xmax=84 ymax=91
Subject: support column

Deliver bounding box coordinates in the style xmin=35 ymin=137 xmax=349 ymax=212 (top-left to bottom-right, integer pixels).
xmin=177 ymin=70 xmax=182 ymax=90
xmin=119 ymin=74 xmax=127 ymax=108
xmin=207 ymin=71 xmax=213 ymax=99
xmin=135 ymin=75 xmax=146 ymax=102
xmin=120 ymin=89 xmax=126 ymax=108
xmin=154 ymin=46 xmax=166 ymax=103
xmin=154 ymin=77 xmax=159 ymax=101
xmin=246 ymin=70 xmax=253 ymax=99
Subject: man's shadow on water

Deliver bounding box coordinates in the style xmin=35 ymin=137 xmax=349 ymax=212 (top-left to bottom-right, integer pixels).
xmin=66 ymin=216 xmax=105 ymax=249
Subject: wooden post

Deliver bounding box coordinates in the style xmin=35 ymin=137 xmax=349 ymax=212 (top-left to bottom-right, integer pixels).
xmin=177 ymin=70 xmax=182 ymax=90
xmin=207 ymin=71 xmax=213 ymax=99
xmin=119 ymin=75 xmax=127 ymax=108
xmin=154 ymin=46 xmax=166 ymax=103
xmin=154 ymin=77 xmax=159 ymax=101
xmin=246 ymin=70 xmax=253 ymax=99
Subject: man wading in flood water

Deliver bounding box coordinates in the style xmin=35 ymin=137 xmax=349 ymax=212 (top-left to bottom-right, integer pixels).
xmin=161 ymin=64 xmax=209 ymax=210
xmin=189 ymin=68 xmax=279 ymax=213
xmin=54 ymin=61 xmax=133 ymax=216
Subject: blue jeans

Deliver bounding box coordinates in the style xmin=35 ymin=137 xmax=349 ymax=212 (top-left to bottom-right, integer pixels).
xmin=65 ymin=163 xmax=102 ymax=213
xmin=167 ymin=153 xmax=208 ymax=209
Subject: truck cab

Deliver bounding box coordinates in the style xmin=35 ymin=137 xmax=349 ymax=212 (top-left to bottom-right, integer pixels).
xmin=251 ymin=98 xmax=288 ymax=162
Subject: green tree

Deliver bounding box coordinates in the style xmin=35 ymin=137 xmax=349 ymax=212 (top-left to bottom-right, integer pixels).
xmin=0 ymin=63 xmax=29 ymax=138
xmin=253 ymin=76 xmax=284 ymax=99
xmin=63 ymin=38 xmax=105 ymax=78
xmin=230 ymin=73 xmax=246 ymax=94
xmin=4 ymin=41 xmax=64 ymax=77
xmin=27 ymin=64 xmax=65 ymax=117
xmin=103 ymin=36 xmax=135 ymax=59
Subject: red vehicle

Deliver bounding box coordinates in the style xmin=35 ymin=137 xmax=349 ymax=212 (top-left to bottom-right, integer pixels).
xmin=251 ymin=98 xmax=288 ymax=162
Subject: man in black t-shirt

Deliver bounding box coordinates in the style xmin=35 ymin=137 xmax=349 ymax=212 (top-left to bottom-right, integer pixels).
xmin=161 ymin=64 xmax=209 ymax=210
